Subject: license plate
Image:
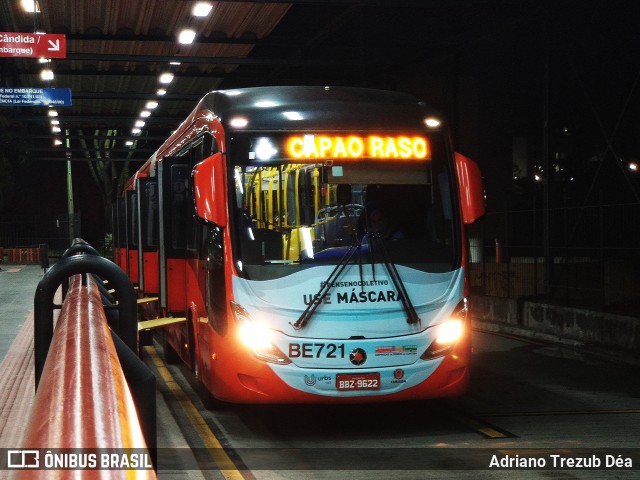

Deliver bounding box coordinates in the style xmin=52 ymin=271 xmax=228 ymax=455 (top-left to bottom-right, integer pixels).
xmin=336 ymin=373 xmax=381 ymax=391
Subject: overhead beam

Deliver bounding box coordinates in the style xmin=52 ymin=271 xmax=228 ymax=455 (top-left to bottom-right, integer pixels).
xmin=5 ymin=115 xmax=183 ymax=124
xmin=15 ymin=134 xmax=170 ymax=141
xmin=29 ymin=157 xmax=149 ymax=163
xmin=71 ymin=92 xmax=202 ymax=101
xmin=65 ymin=33 xmax=257 ymax=45
xmin=66 ymin=52 xmax=346 ymax=66
xmin=28 ymin=148 xmax=158 ymax=154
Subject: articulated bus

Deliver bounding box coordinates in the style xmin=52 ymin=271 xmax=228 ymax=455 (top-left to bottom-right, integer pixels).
xmin=115 ymin=86 xmax=485 ymax=404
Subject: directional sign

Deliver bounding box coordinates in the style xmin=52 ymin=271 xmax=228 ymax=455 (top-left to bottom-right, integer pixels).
xmin=0 ymin=88 xmax=72 ymax=107
xmin=0 ymin=32 xmax=66 ymax=58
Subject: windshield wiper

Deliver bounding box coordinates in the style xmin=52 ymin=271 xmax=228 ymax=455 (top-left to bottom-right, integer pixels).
xmin=369 ymin=233 xmax=420 ymax=324
xmin=292 ymin=241 xmax=361 ymax=330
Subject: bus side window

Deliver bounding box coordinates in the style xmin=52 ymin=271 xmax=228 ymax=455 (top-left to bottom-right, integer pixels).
xmin=170 ymin=164 xmax=188 ymax=250
xmin=205 ymin=226 xmax=227 ymax=334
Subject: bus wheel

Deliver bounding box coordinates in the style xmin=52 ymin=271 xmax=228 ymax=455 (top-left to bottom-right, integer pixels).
xmin=196 ymin=382 xmax=227 ymax=410
xmin=200 ymin=383 xmax=229 ymax=411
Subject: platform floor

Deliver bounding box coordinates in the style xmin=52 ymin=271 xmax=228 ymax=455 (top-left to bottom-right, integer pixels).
xmin=0 ymin=265 xmax=205 ymax=479
xmin=0 ymin=265 xmax=44 ymax=453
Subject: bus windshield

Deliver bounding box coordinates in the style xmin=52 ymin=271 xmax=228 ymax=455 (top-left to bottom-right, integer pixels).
xmin=230 ymin=132 xmax=458 ymax=280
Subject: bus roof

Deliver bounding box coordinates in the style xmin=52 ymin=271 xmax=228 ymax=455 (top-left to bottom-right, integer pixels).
xmin=124 ymin=86 xmax=442 ymax=190
xmin=199 ymin=86 xmax=441 ymax=131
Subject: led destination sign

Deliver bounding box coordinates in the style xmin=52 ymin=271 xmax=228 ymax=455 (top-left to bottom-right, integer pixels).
xmin=249 ymin=134 xmax=430 ymax=162
xmin=287 ymin=134 xmax=429 ymax=160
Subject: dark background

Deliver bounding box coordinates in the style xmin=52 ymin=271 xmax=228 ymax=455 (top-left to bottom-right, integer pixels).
xmin=1 ymin=0 xmax=639 ymax=246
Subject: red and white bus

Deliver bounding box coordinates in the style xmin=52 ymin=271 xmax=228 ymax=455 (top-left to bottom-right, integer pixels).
xmin=115 ymin=86 xmax=484 ymax=404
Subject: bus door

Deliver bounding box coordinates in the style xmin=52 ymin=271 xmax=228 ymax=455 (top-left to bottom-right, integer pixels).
xmin=124 ymin=189 xmax=139 ymax=284
xmin=136 ymin=177 xmax=160 ymax=295
xmin=158 ymin=157 xmax=189 ymax=311
xmin=112 ymin=197 xmax=124 ymax=271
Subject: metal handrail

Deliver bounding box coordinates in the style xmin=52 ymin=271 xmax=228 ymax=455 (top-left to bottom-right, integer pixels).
xmin=21 ymin=274 xmax=156 ymax=478
xmin=29 ymin=239 xmax=157 ymax=474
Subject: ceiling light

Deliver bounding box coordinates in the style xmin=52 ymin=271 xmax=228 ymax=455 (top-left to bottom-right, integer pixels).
xmin=145 ymin=101 xmax=158 ymax=109
xmin=54 ymin=139 xmax=63 ymax=146
xmin=125 ymin=140 xmax=134 ymax=146
xmin=255 ymin=100 xmax=278 ymax=108
xmin=50 ymin=119 xmax=60 ymax=125
xmin=424 ymin=117 xmax=441 ymax=128
xmin=40 ymin=68 xmax=54 ymax=81
xmin=157 ymin=89 xmax=167 ymax=96
xmin=38 ymin=58 xmax=51 ymax=63
xmin=178 ymin=29 xmax=197 ymax=45
xmin=52 ymin=126 xmax=61 ymax=133
xmin=192 ymin=2 xmax=213 ymax=17
xmin=135 ymin=120 xmax=145 ymax=128
xmin=48 ymin=109 xmax=58 ymax=117
xmin=21 ymin=0 xmax=39 ymax=13
xmin=159 ymin=73 xmax=174 ymax=84
xmin=132 ymin=128 xmax=142 ymax=135
xmin=229 ymin=117 xmax=249 ymax=128
xmin=140 ymin=110 xmax=151 ymax=118
xmin=283 ymin=111 xmax=303 ymax=121
xmin=169 ymin=61 xmax=181 ymax=66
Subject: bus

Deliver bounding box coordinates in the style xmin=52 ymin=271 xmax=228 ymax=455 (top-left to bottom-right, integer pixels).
xmin=116 ymin=86 xmax=485 ymax=404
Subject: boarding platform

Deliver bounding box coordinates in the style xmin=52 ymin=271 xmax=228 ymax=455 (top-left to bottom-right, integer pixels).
xmin=0 ymin=264 xmax=206 ymax=479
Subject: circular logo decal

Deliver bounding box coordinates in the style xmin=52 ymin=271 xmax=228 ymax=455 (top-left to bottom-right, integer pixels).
xmin=349 ymin=348 xmax=367 ymax=366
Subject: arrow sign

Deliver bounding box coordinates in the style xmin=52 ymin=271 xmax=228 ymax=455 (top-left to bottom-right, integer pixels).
xmin=48 ymin=39 xmax=61 ymax=52
xmin=0 ymin=32 xmax=66 ymax=59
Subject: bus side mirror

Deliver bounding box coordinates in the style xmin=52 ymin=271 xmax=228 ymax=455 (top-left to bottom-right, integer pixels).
xmin=193 ymin=152 xmax=228 ymax=227
xmin=455 ymin=152 xmax=485 ymax=224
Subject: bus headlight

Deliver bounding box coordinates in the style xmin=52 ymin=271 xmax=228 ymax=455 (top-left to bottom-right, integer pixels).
xmin=231 ymin=302 xmax=291 ymax=364
xmin=421 ymin=300 xmax=467 ymax=360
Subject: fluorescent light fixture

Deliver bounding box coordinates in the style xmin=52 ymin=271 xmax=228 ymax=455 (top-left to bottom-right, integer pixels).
xmin=48 ymin=109 xmax=58 ymax=117
xmin=229 ymin=117 xmax=249 ymax=128
xmin=50 ymin=119 xmax=60 ymax=125
xmin=630 ymin=162 xmax=638 ymax=172
xmin=145 ymin=101 xmax=158 ymax=109
xmin=54 ymin=139 xmax=63 ymax=146
xmin=52 ymin=126 xmax=61 ymax=133
xmin=21 ymin=0 xmax=39 ymax=13
xmin=140 ymin=110 xmax=151 ymax=118
xmin=156 ymin=88 xmax=167 ymax=96
xmin=192 ymin=2 xmax=213 ymax=17
xmin=159 ymin=72 xmax=174 ymax=84
xmin=169 ymin=61 xmax=182 ymax=66
xmin=38 ymin=58 xmax=50 ymax=63
xmin=125 ymin=140 xmax=134 ymax=146
xmin=40 ymin=68 xmax=54 ymax=81
xmin=178 ymin=29 xmax=197 ymax=45
xmin=255 ymin=100 xmax=278 ymax=108
xmin=283 ymin=111 xmax=303 ymax=121
xmin=135 ymin=120 xmax=146 ymax=128
xmin=132 ymin=128 xmax=142 ymax=135
xmin=424 ymin=117 xmax=441 ymax=128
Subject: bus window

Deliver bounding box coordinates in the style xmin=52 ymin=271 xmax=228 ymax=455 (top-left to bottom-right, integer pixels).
xmin=231 ymin=139 xmax=457 ymax=280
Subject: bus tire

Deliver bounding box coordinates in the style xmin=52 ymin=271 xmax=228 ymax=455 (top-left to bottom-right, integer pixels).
xmin=197 ymin=382 xmax=227 ymax=410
